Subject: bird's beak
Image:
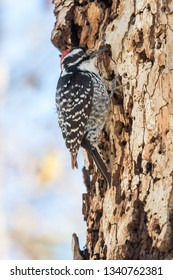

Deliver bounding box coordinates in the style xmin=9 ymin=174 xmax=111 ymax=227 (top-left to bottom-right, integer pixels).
xmin=89 ymin=47 xmax=109 ymax=58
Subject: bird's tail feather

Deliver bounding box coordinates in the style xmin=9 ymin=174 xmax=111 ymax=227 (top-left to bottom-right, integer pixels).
xmin=81 ymin=139 xmax=111 ymax=185
xmin=71 ymin=153 xmax=78 ymax=169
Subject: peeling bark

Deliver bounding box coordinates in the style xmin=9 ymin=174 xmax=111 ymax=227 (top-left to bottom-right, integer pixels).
xmin=52 ymin=0 xmax=173 ymax=259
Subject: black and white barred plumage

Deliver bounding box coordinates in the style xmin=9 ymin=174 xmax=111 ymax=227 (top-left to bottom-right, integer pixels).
xmin=56 ymin=47 xmax=111 ymax=184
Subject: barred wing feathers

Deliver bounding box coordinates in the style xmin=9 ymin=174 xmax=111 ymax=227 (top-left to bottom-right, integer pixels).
xmin=56 ymin=72 xmax=93 ymax=168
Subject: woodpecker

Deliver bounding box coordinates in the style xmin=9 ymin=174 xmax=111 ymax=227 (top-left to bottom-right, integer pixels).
xmin=56 ymin=46 xmax=111 ymax=185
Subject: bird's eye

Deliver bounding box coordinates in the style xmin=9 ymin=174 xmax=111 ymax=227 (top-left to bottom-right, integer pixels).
xmin=80 ymin=51 xmax=84 ymax=56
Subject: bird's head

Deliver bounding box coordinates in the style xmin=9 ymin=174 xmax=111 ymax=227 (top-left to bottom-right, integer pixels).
xmin=60 ymin=46 xmax=109 ymax=72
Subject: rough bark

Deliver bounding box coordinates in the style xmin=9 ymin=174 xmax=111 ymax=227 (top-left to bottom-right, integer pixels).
xmin=52 ymin=0 xmax=173 ymax=259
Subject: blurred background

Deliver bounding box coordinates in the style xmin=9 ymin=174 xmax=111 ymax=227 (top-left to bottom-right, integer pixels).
xmin=0 ymin=0 xmax=86 ymax=259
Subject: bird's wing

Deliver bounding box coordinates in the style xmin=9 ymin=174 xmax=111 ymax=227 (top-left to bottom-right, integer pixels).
xmin=56 ymin=72 xmax=93 ymax=168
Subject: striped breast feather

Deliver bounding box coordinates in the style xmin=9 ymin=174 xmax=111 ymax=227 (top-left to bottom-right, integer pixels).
xmin=56 ymin=72 xmax=93 ymax=155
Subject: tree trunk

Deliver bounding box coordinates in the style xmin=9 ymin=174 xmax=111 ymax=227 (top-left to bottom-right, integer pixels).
xmin=51 ymin=0 xmax=173 ymax=259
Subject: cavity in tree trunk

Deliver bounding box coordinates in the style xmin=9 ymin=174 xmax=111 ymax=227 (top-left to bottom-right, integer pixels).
xmin=52 ymin=0 xmax=173 ymax=260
